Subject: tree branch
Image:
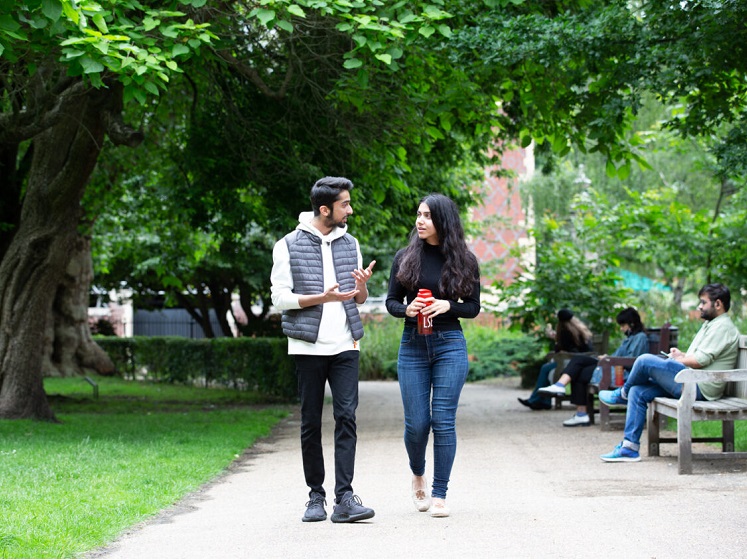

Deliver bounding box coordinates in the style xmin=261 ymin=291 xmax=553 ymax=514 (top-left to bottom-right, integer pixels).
xmin=213 ymin=48 xmax=293 ymax=99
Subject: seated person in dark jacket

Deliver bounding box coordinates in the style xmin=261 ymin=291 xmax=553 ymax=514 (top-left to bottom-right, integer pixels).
xmin=518 ymin=308 xmax=593 ymax=411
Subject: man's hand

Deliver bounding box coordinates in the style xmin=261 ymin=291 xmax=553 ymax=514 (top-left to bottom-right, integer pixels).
xmin=669 ymin=347 xmax=702 ymax=368
xmin=323 ymin=283 xmax=359 ymax=302
xmin=351 ymin=260 xmax=376 ymax=290
xmin=298 ymin=283 xmax=358 ymax=307
xmin=669 ymin=347 xmax=685 ymax=360
xmin=351 ymin=260 xmax=375 ymax=304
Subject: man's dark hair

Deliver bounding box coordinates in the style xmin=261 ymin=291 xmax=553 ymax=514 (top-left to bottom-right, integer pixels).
xmin=310 ymin=177 xmax=354 ymax=216
xmin=616 ymin=307 xmax=644 ymax=334
xmin=699 ymin=283 xmax=731 ymax=311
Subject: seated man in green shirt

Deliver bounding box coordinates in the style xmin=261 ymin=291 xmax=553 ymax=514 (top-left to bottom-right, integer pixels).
xmin=598 ymin=283 xmax=740 ymax=462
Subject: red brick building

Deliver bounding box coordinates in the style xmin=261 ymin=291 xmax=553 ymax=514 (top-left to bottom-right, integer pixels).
xmin=469 ymin=145 xmax=534 ymax=288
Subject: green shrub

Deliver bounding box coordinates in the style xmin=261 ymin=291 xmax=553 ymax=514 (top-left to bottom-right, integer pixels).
xmin=359 ymin=316 xmax=402 ymax=380
xmin=464 ymin=324 xmax=546 ymax=382
xmin=95 ymin=336 xmax=296 ymax=400
xmin=357 ymin=315 xmax=545 ymax=383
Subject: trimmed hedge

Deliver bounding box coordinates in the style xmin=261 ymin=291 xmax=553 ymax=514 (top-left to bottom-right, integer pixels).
xmin=95 ymin=336 xmax=296 ymax=400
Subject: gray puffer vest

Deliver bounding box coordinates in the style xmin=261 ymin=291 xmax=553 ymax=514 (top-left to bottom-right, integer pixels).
xmin=281 ymin=229 xmax=364 ymax=343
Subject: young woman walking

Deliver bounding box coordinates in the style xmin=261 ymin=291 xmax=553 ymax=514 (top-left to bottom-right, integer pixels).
xmin=385 ymin=194 xmax=481 ymax=518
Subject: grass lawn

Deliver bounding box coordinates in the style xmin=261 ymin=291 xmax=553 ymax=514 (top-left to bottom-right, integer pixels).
xmin=0 ymin=376 xmax=291 ymax=559
xmin=674 ymin=419 xmax=747 ymax=451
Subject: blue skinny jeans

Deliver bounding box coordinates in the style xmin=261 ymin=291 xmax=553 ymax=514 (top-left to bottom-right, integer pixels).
xmin=397 ymin=327 xmax=469 ymax=499
xmin=621 ymin=353 xmax=704 ymax=449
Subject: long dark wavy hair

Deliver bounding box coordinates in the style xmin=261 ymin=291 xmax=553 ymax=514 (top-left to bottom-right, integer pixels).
xmin=395 ymin=193 xmax=479 ymax=299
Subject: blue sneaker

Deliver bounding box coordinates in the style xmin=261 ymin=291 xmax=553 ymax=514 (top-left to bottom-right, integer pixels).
xmin=599 ymin=388 xmax=627 ymax=405
xmin=600 ymin=443 xmax=641 ymax=463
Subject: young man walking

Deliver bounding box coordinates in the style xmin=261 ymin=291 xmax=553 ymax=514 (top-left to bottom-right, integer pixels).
xmin=271 ymin=176 xmax=376 ymax=522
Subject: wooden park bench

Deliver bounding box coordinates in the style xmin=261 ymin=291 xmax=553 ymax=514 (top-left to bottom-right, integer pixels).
xmin=647 ymin=334 xmax=747 ymax=474
xmin=588 ymin=323 xmax=675 ymax=429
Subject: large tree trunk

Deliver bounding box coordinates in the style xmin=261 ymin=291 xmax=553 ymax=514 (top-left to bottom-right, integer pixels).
xmin=41 ymin=235 xmax=115 ymax=377
xmin=0 ymin=87 xmax=113 ymax=420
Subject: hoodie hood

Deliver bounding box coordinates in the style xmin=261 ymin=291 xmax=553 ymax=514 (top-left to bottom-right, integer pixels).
xmin=296 ymin=211 xmax=348 ymax=242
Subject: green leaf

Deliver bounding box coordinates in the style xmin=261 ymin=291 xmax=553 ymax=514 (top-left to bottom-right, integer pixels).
xmin=29 ymin=15 xmax=48 ymax=29
xmin=161 ymin=25 xmax=180 ymax=39
xmin=356 ymin=68 xmax=369 ymax=87
xmin=256 ymin=9 xmax=275 ymax=26
xmin=143 ymin=17 xmax=158 ymax=32
xmin=61 ymin=1 xmax=79 ymax=24
xmin=92 ymin=40 xmax=109 ymax=55
xmin=387 ymin=46 xmax=403 ymax=59
xmin=172 ymin=44 xmax=189 ymax=57
xmin=630 ymin=152 xmax=653 ymax=171
xmin=92 ymin=14 xmax=108 ymax=34
xmin=437 ymin=24 xmax=451 ymax=37
xmin=162 ymin=275 xmax=183 ymax=289
xmin=343 ymin=57 xmax=363 ymax=69
xmin=41 ymin=0 xmax=62 ymax=21
xmin=375 ymin=53 xmax=392 ymax=65
xmin=275 ymin=19 xmax=292 ymax=32
xmin=426 ymin=126 xmax=444 ymax=140
xmin=80 ymin=57 xmax=104 ymax=74
xmin=0 ymin=15 xmax=21 ymax=32
xmin=519 ymin=130 xmax=532 ymax=148
xmin=617 ymin=160 xmax=631 ymax=180
xmin=287 ymin=4 xmax=306 ymax=18
xmin=143 ymin=80 xmax=160 ymax=96
xmin=418 ymin=25 xmax=435 ymax=38
xmin=551 ymin=133 xmax=567 ymax=153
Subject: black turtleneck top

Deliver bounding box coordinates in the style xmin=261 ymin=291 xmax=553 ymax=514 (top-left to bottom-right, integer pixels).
xmin=385 ymin=242 xmax=481 ymax=331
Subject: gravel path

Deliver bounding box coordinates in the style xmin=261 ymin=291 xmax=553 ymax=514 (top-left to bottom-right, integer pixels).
xmin=92 ymin=378 xmax=747 ymax=559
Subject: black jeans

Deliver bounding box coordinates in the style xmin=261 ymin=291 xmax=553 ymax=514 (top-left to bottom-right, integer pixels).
xmin=295 ymin=351 xmax=359 ymax=502
xmin=562 ymin=354 xmax=599 ymax=406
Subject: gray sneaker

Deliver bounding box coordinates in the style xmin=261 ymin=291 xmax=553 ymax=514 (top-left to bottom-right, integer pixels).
xmin=302 ymin=492 xmax=327 ymax=522
xmin=330 ymin=491 xmax=375 ymax=523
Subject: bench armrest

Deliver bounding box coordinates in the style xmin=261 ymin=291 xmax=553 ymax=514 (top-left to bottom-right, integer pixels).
xmin=551 ymin=351 xmax=596 ymax=363
xmin=596 ymin=357 xmax=636 ymax=389
xmin=674 ymin=368 xmax=747 ymax=383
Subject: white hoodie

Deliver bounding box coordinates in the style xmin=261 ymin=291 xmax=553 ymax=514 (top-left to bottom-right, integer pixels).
xmin=270 ymin=211 xmax=362 ymax=356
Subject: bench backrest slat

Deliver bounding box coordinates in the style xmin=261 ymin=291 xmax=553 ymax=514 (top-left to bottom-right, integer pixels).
xmin=727 ymin=334 xmax=747 ymax=398
xmin=642 ymin=322 xmax=672 ymax=354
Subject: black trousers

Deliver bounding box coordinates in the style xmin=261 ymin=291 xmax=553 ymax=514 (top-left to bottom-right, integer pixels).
xmin=561 ymin=354 xmax=599 ymax=406
xmin=295 ymin=351 xmax=359 ymax=502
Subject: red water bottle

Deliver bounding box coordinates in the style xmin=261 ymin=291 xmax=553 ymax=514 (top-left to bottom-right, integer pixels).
xmin=614 ymin=365 xmax=624 ymax=387
xmin=417 ymin=289 xmax=433 ymax=335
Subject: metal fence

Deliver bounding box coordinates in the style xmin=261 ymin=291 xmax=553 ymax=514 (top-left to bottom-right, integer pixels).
xmin=132 ymin=308 xmax=224 ymax=338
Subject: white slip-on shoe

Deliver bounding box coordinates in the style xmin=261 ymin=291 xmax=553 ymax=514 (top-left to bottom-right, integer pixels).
xmin=563 ymin=414 xmax=590 ymax=427
xmin=538 ymin=384 xmax=566 ymax=396
xmin=430 ymin=498 xmax=450 ymax=518
xmin=412 ymin=477 xmax=431 ymax=512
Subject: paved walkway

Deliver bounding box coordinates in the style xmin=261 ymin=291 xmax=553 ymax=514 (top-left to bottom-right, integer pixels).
xmin=92 ymin=378 xmax=747 ymax=559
